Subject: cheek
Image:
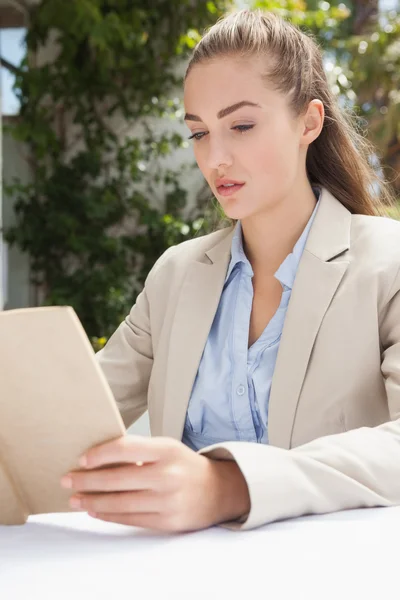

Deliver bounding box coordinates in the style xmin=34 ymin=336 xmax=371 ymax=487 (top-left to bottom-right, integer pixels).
xmin=251 ymin=127 xmax=298 ymax=177
xmin=249 ymin=139 xmax=285 ymax=175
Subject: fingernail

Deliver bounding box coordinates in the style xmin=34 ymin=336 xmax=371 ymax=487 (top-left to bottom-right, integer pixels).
xmin=61 ymin=476 xmax=72 ymax=488
xmin=79 ymin=455 xmax=87 ymax=467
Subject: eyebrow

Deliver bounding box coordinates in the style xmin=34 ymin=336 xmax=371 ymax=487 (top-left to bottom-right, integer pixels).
xmin=184 ymin=100 xmax=261 ymax=122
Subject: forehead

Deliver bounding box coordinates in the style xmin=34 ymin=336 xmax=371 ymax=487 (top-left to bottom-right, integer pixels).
xmin=183 ymin=56 xmax=281 ymax=113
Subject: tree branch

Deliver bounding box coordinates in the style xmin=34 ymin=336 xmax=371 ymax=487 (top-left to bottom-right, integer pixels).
xmin=0 ymin=56 xmax=20 ymax=76
xmin=352 ymin=0 xmax=379 ymax=35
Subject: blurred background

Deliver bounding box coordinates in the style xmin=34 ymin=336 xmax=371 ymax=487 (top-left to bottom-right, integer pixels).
xmin=0 ymin=0 xmax=399 ymax=434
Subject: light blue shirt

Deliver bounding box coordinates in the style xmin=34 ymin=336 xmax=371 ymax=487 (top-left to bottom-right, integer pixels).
xmin=182 ymin=188 xmax=321 ymax=451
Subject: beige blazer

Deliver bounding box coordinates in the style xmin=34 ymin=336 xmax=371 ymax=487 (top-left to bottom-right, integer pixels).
xmin=96 ymin=186 xmax=400 ymax=530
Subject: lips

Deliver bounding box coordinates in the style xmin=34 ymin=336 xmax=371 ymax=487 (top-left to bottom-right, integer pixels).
xmin=215 ymin=178 xmax=245 ymax=188
xmin=217 ymin=183 xmax=245 ymax=197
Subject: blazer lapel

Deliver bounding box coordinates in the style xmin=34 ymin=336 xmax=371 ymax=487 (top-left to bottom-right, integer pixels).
xmin=162 ymin=227 xmax=234 ymax=439
xmin=267 ymin=187 xmax=351 ymax=448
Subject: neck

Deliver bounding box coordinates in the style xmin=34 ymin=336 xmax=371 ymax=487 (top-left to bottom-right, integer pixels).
xmin=240 ymin=182 xmax=318 ymax=277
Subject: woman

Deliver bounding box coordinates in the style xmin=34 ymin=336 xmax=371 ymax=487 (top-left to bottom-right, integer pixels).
xmin=61 ymin=9 xmax=400 ymax=533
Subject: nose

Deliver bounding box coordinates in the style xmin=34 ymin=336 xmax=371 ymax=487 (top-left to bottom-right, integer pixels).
xmin=204 ymin=136 xmax=233 ymax=171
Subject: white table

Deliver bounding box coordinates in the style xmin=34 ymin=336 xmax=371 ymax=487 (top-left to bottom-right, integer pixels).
xmin=1 ymin=506 xmax=399 ymax=600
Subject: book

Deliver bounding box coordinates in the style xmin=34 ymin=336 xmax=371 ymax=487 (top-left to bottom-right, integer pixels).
xmin=0 ymin=306 xmax=126 ymax=526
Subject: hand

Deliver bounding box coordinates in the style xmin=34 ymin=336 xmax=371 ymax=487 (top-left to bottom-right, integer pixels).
xmin=60 ymin=436 xmax=250 ymax=533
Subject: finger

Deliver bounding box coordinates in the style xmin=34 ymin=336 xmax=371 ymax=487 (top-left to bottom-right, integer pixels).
xmin=72 ymin=490 xmax=165 ymax=514
xmin=89 ymin=511 xmax=184 ymax=533
xmin=81 ymin=436 xmax=180 ymax=469
xmin=64 ymin=463 xmax=161 ymax=492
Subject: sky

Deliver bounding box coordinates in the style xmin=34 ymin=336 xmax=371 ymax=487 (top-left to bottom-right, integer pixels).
xmin=1 ymin=27 xmax=26 ymax=115
xmin=1 ymin=0 xmax=399 ymax=116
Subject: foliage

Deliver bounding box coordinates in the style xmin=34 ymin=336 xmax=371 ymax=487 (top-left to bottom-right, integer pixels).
xmin=4 ymin=0 xmax=228 ymax=338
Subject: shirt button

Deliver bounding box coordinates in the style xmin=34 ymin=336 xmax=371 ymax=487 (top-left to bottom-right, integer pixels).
xmin=236 ymin=385 xmax=245 ymax=396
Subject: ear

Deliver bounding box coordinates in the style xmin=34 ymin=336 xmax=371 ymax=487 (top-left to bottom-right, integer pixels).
xmin=300 ymin=99 xmax=324 ymax=145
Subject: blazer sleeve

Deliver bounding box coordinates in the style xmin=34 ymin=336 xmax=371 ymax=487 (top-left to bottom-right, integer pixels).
xmin=198 ymin=264 xmax=400 ymax=531
xmin=95 ymin=246 xmax=175 ymax=429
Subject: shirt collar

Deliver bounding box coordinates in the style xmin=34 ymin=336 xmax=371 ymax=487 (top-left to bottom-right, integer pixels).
xmin=225 ymin=186 xmax=321 ymax=290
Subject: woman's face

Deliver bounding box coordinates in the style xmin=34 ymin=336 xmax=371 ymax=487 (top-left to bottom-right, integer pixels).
xmin=183 ymin=57 xmax=307 ymax=221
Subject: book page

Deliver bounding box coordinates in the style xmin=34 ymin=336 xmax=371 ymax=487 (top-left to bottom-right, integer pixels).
xmin=0 ymin=306 xmax=126 ymax=522
xmin=0 ymin=448 xmax=28 ymax=525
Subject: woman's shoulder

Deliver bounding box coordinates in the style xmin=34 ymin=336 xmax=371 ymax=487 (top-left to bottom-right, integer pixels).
xmin=171 ymin=224 xmax=234 ymax=256
xmin=146 ymin=225 xmax=234 ymax=283
xmin=349 ymin=214 xmax=400 ymax=295
xmin=351 ymin=214 xmax=400 ymax=258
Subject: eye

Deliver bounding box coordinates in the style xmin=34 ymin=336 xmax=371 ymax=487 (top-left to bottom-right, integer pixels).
xmin=187 ymin=124 xmax=254 ymax=142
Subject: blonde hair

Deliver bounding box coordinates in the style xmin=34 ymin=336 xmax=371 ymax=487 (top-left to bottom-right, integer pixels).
xmin=185 ymin=8 xmax=398 ymax=217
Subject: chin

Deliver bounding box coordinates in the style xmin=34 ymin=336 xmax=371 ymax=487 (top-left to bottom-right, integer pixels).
xmin=221 ymin=201 xmax=255 ymax=221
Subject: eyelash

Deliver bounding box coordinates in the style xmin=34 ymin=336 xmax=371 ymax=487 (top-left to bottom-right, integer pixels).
xmin=187 ymin=124 xmax=254 ymax=141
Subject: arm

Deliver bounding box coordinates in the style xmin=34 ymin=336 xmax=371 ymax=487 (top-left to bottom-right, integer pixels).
xmin=95 ymin=247 xmax=175 ymax=429
xmin=198 ymin=265 xmax=400 ymax=531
